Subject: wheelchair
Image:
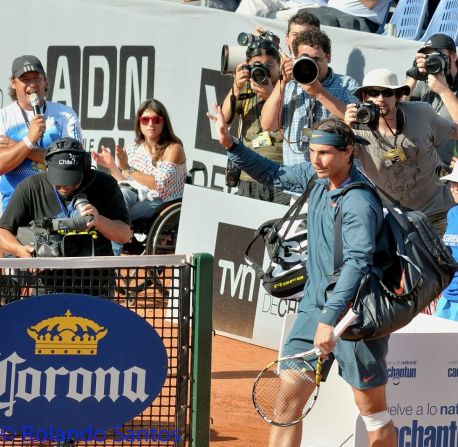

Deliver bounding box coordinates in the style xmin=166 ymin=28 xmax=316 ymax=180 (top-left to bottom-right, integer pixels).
xmin=116 ymin=167 xmax=204 ymax=298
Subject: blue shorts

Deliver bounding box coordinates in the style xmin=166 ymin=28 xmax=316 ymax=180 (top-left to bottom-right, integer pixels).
xmin=283 ymin=305 xmax=389 ymax=390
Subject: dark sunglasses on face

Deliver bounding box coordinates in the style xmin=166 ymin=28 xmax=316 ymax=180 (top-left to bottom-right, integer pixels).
xmin=365 ymin=88 xmax=394 ymax=98
xmin=139 ymin=115 xmax=164 ymax=125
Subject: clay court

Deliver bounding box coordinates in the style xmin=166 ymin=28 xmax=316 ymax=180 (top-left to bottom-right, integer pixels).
xmin=210 ymin=335 xmax=276 ymax=446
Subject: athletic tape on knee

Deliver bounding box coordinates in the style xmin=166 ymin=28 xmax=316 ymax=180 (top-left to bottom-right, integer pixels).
xmin=361 ymin=411 xmax=392 ymax=432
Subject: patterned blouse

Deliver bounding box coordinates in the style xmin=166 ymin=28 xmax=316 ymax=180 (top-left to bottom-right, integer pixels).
xmin=126 ymin=142 xmax=187 ymax=202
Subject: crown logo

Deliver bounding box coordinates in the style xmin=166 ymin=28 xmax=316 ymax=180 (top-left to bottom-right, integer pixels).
xmin=27 ymin=310 xmax=108 ymax=355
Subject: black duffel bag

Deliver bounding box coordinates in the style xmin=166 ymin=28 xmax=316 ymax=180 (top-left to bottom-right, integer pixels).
xmin=328 ymin=182 xmax=457 ymax=341
xmin=244 ymin=177 xmax=316 ymax=300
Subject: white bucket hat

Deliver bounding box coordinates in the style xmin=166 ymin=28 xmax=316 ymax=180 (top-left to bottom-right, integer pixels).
xmin=440 ymin=163 xmax=458 ymax=182
xmin=354 ymin=68 xmax=411 ymax=99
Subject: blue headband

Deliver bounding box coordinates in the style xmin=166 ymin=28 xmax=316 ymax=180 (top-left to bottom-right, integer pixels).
xmin=309 ymin=130 xmax=346 ymax=147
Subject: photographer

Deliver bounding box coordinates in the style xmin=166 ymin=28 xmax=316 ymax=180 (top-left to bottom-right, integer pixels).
xmin=0 ymin=137 xmax=131 ymax=258
xmin=404 ymin=34 xmax=458 ymax=165
xmin=261 ymin=28 xmax=358 ymax=168
xmin=221 ymin=36 xmax=289 ymax=204
xmin=344 ymin=68 xmax=458 ymax=235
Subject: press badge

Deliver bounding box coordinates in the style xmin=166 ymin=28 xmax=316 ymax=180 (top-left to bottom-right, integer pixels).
xmin=252 ymin=131 xmax=272 ymax=148
xmin=383 ymin=147 xmax=407 ymax=167
xmin=301 ymin=128 xmax=313 ymax=143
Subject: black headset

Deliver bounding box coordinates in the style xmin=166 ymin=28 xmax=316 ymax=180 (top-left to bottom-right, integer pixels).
xmin=45 ymin=137 xmax=91 ymax=171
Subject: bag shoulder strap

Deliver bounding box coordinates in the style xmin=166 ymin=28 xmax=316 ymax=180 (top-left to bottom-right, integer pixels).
xmin=333 ymin=182 xmax=378 ymax=272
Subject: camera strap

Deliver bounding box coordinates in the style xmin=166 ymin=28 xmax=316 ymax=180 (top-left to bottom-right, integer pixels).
xmin=53 ymin=187 xmax=73 ymax=218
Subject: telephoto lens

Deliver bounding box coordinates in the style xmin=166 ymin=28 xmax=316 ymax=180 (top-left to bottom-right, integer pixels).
xmin=292 ymin=57 xmax=319 ymax=84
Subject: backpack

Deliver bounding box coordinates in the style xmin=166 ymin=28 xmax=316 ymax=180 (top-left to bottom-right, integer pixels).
xmin=329 ymin=182 xmax=457 ymax=341
xmin=244 ymin=176 xmax=316 ymax=300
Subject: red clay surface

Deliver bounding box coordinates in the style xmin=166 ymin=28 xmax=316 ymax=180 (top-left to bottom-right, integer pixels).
xmin=210 ymin=335 xmax=277 ymax=446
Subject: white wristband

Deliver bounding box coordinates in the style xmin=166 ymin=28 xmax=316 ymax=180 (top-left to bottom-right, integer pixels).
xmin=22 ymin=136 xmax=34 ymax=149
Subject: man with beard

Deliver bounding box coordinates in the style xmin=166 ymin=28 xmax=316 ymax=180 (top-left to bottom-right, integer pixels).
xmin=0 ymin=137 xmax=130 ymax=258
xmin=344 ymin=68 xmax=458 ymax=235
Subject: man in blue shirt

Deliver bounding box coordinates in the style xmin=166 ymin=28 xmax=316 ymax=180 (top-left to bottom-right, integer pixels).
xmin=261 ymin=28 xmax=358 ymax=167
xmin=0 ymin=55 xmax=82 ymax=210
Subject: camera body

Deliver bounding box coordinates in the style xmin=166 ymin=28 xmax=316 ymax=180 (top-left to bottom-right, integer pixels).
xmin=292 ymin=56 xmax=319 ymax=84
xmin=353 ymin=102 xmax=380 ymax=131
xmin=16 ymin=194 xmax=95 ymax=257
xmin=242 ymin=62 xmax=270 ymax=85
xmin=406 ymin=52 xmax=450 ymax=81
xmin=225 ymin=158 xmax=242 ymax=188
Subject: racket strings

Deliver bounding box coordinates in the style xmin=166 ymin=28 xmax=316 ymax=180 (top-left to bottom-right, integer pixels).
xmin=253 ymin=357 xmax=319 ymax=425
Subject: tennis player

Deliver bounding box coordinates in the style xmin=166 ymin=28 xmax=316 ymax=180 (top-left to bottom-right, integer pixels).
xmin=208 ymin=104 xmax=396 ymax=447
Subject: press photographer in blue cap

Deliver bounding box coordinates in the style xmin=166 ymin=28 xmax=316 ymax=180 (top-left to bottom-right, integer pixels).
xmin=0 ymin=137 xmax=131 ymax=258
xmin=208 ymin=104 xmax=396 ymax=447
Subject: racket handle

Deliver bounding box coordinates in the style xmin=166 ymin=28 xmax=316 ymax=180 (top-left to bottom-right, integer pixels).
xmin=333 ymin=308 xmax=358 ymax=339
xmin=312 ymin=309 xmax=358 ymax=357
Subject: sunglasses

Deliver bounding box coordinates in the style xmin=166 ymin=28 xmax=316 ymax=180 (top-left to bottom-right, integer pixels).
xmin=365 ymin=88 xmax=394 ymax=98
xmin=139 ymin=115 xmax=164 ymax=125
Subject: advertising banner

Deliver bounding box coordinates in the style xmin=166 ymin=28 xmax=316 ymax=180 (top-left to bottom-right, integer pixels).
xmin=0 ymin=294 xmax=168 ymax=444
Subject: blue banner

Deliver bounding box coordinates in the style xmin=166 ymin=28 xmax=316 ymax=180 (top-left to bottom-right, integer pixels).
xmin=0 ymin=294 xmax=168 ymax=436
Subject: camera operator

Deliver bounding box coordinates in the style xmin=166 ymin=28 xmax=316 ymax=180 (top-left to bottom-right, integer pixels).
xmin=261 ymin=28 xmax=358 ymax=169
xmin=344 ymin=68 xmax=458 ymax=235
xmin=0 ymin=137 xmax=131 ymax=258
xmin=404 ymin=34 xmax=458 ymax=165
xmin=221 ymin=37 xmax=289 ymax=204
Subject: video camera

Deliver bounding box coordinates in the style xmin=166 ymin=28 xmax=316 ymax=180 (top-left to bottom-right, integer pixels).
xmin=406 ymin=52 xmax=450 ymax=81
xmin=353 ymin=102 xmax=380 ymax=131
xmin=221 ymin=30 xmax=280 ymax=75
xmin=16 ymin=194 xmax=95 ymax=257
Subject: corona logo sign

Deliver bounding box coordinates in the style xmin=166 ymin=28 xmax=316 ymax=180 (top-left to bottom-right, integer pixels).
xmin=27 ymin=310 xmax=108 ymax=355
xmin=0 ymin=294 xmax=168 ymax=432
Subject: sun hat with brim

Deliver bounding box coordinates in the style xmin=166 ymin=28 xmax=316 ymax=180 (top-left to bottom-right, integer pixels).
xmin=354 ymin=68 xmax=410 ymax=100
xmin=440 ymin=163 xmax=458 ymax=183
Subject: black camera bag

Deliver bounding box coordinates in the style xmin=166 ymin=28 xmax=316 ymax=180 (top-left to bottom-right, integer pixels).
xmin=329 ymin=182 xmax=457 ymax=340
xmin=244 ymin=176 xmax=316 ymax=300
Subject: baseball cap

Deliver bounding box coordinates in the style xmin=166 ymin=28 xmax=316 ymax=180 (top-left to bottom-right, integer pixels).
xmin=46 ymin=138 xmax=86 ymax=186
xmin=11 ymin=55 xmax=45 ymax=78
xmin=419 ymin=34 xmax=456 ymax=53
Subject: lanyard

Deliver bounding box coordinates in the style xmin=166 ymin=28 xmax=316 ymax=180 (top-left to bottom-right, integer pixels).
xmin=53 ymin=187 xmax=72 ymax=218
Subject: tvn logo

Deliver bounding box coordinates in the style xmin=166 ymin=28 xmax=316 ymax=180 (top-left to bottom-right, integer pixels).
xmin=218 ymin=260 xmax=257 ymax=302
xmin=213 ymin=223 xmax=263 ymax=338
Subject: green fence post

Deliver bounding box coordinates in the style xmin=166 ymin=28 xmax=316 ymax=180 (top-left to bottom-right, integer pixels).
xmin=191 ymin=253 xmax=213 ymax=447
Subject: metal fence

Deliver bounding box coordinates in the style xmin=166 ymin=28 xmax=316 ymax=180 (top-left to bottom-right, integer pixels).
xmin=0 ymin=254 xmax=213 ymax=447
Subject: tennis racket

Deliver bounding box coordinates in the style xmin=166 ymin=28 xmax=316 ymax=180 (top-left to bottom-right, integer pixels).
xmin=252 ymin=308 xmax=358 ymax=426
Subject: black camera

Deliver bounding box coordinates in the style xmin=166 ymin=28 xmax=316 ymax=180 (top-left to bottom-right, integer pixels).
xmin=353 ymin=102 xmax=380 ymax=131
xmin=16 ymin=194 xmax=95 ymax=257
xmin=242 ymin=62 xmax=270 ymax=85
xmin=292 ymin=56 xmax=319 ymax=84
xmin=406 ymin=52 xmax=450 ymax=81
xmin=225 ymin=158 xmax=241 ymax=188
xmin=237 ymin=30 xmax=280 ymax=49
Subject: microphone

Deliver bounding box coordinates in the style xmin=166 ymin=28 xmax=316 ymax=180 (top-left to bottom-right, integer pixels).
xmin=29 ymin=93 xmax=41 ymax=116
